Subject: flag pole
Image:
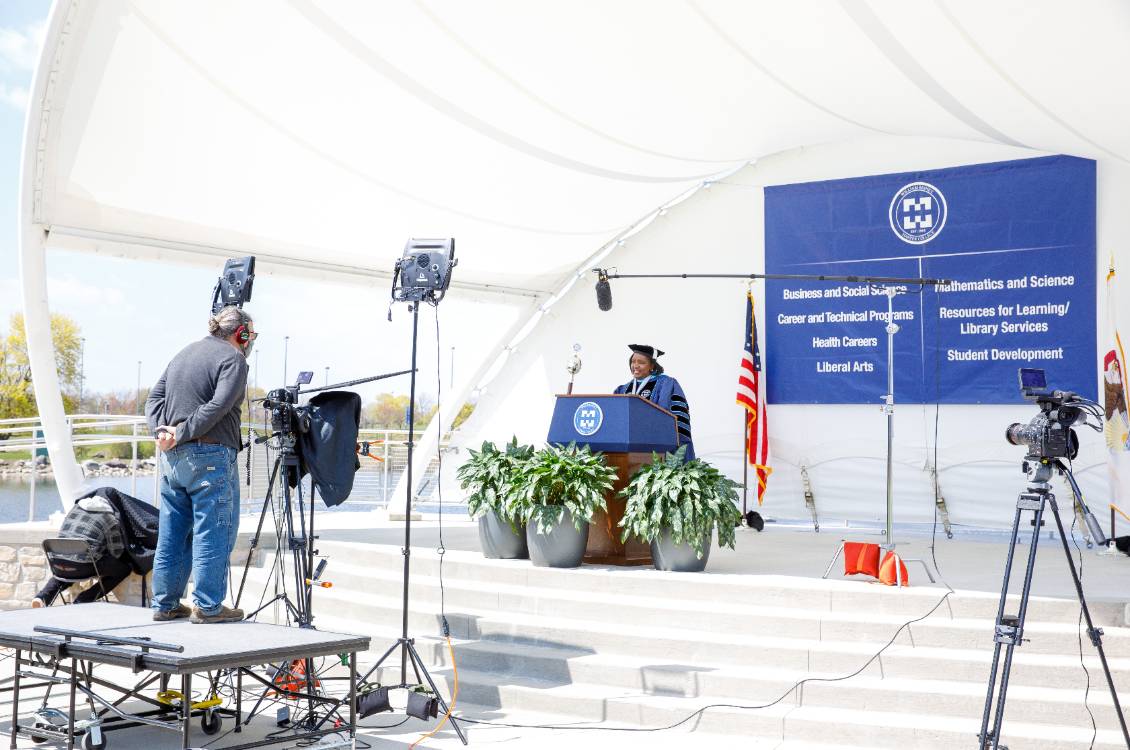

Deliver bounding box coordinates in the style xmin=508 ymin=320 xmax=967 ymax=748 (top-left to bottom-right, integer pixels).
xmin=742 ymin=416 xmax=749 ymax=515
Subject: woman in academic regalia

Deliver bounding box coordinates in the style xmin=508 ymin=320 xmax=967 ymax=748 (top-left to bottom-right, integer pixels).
xmin=613 ymin=344 xmax=694 ymax=460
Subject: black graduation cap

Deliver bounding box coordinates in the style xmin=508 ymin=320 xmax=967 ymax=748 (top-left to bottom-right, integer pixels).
xmin=628 ymin=344 xmax=664 ymax=358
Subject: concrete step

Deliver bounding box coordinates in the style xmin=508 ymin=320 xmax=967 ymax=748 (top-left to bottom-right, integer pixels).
xmin=244 ymin=560 xmax=1130 ymax=663
xmin=358 ymin=665 xmax=1129 ymax=749
xmin=342 ymin=628 xmax=1128 ymax=735
xmin=310 ymin=539 xmax=1129 ymax=627
xmin=312 ymin=609 xmax=1130 ymax=701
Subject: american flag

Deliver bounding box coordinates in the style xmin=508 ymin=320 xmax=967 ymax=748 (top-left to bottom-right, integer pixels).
xmin=737 ymin=292 xmax=771 ymax=504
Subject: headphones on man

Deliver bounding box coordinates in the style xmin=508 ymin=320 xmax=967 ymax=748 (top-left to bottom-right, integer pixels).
xmin=233 ymin=324 xmax=251 ymax=344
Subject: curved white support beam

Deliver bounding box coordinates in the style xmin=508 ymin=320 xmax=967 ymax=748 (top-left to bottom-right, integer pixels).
xmin=18 ymin=0 xmax=84 ymax=507
xmin=390 ymin=298 xmax=541 ymax=508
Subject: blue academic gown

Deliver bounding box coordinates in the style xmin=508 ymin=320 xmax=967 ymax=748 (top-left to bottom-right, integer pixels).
xmin=614 ymin=373 xmax=694 ymax=460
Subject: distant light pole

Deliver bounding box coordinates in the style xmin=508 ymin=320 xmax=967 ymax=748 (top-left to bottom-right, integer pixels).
xmin=324 ymin=366 xmax=329 ymax=387
xmin=136 ymin=361 xmax=142 ymax=415
xmin=283 ymin=336 xmax=289 ymax=385
xmin=254 ymin=349 xmax=260 ymax=391
xmin=78 ymin=337 xmax=85 ymax=412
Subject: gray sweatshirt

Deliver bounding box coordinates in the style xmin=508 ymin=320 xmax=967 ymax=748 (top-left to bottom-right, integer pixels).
xmin=145 ymin=336 xmax=249 ymax=450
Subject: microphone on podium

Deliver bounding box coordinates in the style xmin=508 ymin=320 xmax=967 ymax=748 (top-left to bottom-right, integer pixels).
xmin=595 ymin=269 xmax=612 ymax=311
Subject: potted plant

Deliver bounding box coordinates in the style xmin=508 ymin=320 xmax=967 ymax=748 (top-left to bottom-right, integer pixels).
xmin=456 ymin=437 xmax=534 ymax=559
xmin=509 ymin=443 xmax=618 ymax=568
xmin=619 ymin=446 xmax=742 ymax=572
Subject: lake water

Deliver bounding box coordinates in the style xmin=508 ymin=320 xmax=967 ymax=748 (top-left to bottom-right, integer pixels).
xmin=0 ymin=475 xmax=155 ymax=523
xmin=0 ymin=475 xmax=468 ymax=524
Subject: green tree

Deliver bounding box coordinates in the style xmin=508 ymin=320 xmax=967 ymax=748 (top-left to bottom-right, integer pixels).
xmin=0 ymin=313 xmax=82 ymax=419
xmin=363 ymin=393 xmax=411 ymax=429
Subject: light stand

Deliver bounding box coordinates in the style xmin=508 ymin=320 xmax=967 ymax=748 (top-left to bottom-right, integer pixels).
xmin=875 ymin=285 xmax=934 ymax=585
xmin=358 ymin=301 xmax=468 ymax=744
xmin=358 ymin=238 xmax=466 ymax=742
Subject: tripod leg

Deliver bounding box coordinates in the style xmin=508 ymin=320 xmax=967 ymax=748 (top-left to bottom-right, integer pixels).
xmin=1047 ymin=496 xmax=1130 ymax=747
xmin=407 ymin=640 xmax=467 ymax=745
xmin=358 ymin=639 xmax=401 ymax=686
xmin=821 ymin=542 xmax=845 ymax=579
xmin=235 ymin=455 xmax=282 ymax=608
xmin=981 ymin=493 xmax=1044 ymax=749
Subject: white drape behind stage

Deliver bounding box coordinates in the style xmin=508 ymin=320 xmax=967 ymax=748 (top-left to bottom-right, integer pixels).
xmin=18 ymin=1 xmax=1130 ymax=525
xmin=455 ymin=138 xmax=1127 ymax=530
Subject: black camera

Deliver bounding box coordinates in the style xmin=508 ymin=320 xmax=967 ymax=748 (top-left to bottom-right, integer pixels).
xmin=1005 ymin=368 xmax=1082 ymax=460
xmin=262 ymin=372 xmax=314 ymax=435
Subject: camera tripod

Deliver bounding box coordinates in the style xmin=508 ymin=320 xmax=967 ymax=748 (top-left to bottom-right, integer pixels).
xmin=978 ymin=458 xmax=1130 ymax=749
xmin=235 ymin=428 xmax=323 ymax=729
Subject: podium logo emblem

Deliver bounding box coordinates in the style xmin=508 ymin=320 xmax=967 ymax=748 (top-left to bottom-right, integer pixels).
xmin=573 ymin=401 xmax=603 ymax=436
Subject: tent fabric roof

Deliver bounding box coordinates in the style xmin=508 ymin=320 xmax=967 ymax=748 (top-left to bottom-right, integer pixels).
xmin=33 ymin=0 xmax=1130 ymax=295
xmin=21 ymin=0 xmax=1130 ymax=509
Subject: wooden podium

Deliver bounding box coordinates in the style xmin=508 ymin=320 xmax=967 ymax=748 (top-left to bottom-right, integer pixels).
xmin=547 ymin=394 xmax=681 ymax=566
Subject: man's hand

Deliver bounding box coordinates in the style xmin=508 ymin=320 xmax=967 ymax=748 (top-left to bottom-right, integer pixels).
xmin=155 ymin=425 xmax=178 ymax=452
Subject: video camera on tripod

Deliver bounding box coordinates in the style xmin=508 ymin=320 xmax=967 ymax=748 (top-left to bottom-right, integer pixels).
xmin=261 ymin=371 xmax=314 ymax=436
xmin=1004 ymin=368 xmax=1089 ymax=461
xmin=979 ymin=369 xmax=1129 ymax=750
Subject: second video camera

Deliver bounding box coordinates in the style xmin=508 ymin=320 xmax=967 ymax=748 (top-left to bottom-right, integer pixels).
xmin=1004 ymin=368 xmax=1083 ymax=460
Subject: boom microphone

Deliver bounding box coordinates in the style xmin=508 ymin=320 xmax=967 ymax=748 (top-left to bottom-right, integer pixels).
xmin=595 ymin=269 xmax=612 ymax=311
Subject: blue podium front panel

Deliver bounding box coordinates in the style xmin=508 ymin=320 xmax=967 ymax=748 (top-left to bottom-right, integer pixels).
xmin=547 ymin=395 xmax=679 ymax=454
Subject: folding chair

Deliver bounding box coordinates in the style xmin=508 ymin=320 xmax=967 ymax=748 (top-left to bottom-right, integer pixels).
xmin=41 ymin=538 xmax=109 ymax=605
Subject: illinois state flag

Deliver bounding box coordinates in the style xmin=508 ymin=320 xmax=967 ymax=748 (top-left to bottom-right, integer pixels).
xmin=737 ymin=292 xmax=771 ymax=503
xmin=1104 ymin=259 xmax=1130 ymax=510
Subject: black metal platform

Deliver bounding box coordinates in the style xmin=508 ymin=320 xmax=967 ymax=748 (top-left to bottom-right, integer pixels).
xmin=0 ymin=602 xmax=370 ymax=750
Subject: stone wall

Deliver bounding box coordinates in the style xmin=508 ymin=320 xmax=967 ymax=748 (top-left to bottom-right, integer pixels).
xmin=0 ymin=528 xmax=259 ymax=611
xmin=0 ymin=527 xmax=147 ymax=610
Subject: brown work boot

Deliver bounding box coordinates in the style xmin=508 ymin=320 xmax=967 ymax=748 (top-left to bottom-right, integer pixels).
xmin=190 ymin=605 xmax=244 ymax=624
xmin=152 ymin=603 xmax=192 ymax=622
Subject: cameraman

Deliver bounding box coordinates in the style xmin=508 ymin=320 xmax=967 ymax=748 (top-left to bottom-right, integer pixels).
xmin=145 ymin=306 xmax=255 ymax=624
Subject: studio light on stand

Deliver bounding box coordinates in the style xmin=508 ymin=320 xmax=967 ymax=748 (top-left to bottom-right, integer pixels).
xmin=359 ymin=238 xmax=468 ymax=744
xmin=211 ymin=256 xmax=255 ymax=314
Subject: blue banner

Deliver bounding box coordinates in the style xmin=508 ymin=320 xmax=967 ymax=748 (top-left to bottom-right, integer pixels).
xmin=764 ymin=156 xmax=1096 ymax=404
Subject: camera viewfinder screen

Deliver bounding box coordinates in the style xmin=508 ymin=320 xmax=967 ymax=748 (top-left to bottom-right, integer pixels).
xmin=1019 ymin=368 xmax=1046 ymax=390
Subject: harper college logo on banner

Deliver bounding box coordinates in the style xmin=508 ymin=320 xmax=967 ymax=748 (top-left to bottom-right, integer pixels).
xmin=889 ymin=182 xmax=947 ymax=244
xmin=573 ymin=401 xmax=603 ymax=436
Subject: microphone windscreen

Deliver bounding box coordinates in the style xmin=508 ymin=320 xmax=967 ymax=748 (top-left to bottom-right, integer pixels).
xmin=595 ymin=279 xmax=612 ymax=311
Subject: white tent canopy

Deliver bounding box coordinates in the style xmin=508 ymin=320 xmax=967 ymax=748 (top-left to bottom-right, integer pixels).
xmin=20 ymin=1 xmax=1130 ymax=526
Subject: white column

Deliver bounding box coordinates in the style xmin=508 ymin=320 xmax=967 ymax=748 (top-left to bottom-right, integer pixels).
xmin=18 ymin=227 xmax=84 ymax=507
xmin=18 ymin=0 xmax=84 ymax=508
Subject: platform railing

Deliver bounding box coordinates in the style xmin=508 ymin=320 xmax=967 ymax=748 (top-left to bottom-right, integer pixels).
xmin=0 ymin=416 xmax=465 ymax=522
xmin=238 ymin=427 xmax=459 ymax=511
xmin=0 ymin=414 xmax=155 ymax=521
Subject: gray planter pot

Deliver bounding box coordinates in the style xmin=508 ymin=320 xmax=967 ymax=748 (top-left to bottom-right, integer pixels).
xmin=477 ymin=510 xmax=529 ymax=559
xmin=650 ymin=528 xmax=712 ymax=572
xmin=526 ymin=509 xmax=590 ymax=568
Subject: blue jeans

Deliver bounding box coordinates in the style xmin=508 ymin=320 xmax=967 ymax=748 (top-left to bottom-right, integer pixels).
xmin=152 ymin=443 xmax=239 ymax=615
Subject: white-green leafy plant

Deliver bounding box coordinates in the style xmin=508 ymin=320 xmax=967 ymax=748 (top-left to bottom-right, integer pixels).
xmin=509 ymin=443 xmax=617 ymax=534
xmin=619 ymin=445 xmax=742 ymax=559
xmin=456 ymin=437 xmax=534 ymax=523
